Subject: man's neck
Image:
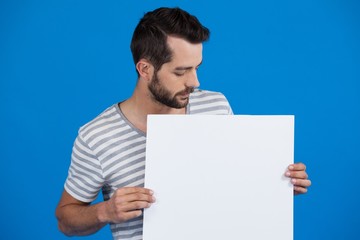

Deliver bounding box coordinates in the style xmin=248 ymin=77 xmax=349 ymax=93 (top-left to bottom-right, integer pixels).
xmin=119 ymin=91 xmax=186 ymax=133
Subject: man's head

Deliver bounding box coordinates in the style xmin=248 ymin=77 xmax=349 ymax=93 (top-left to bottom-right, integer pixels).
xmin=146 ymin=35 xmax=202 ymax=108
xmin=130 ymin=7 xmax=210 ymax=73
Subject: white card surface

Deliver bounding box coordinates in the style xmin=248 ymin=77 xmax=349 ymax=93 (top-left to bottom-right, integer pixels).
xmin=144 ymin=115 xmax=294 ymax=240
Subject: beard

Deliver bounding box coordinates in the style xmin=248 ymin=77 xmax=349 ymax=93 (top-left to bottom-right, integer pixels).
xmin=148 ymin=73 xmax=194 ymax=109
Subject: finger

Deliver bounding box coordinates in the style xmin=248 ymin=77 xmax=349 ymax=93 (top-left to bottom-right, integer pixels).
xmin=115 ymin=192 xmax=156 ymax=204
xmin=108 ymin=197 xmax=153 ymax=223
xmin=288 ymin=162 xmax=306 ymax=171
xmin=120 ymin=200 xmax=153 ymax=212
xmin=286 ymin=170 xmax=308 ymax=179
xmin=291 ymin=178 xmax=312 ymax=188
xmin=294 ymin=186 xmax=308 ymax=195
xmin=116 ymin=187 xmax=154 ymax=196
xmin=115 ymin=209 xmax=143 ymax=222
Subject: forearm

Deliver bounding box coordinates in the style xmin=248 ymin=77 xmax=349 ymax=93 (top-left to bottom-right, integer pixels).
xmin=56 ymin=201 xmax=108 ymax=236
xmin=56 ymin=187 xmax=155 ymax=236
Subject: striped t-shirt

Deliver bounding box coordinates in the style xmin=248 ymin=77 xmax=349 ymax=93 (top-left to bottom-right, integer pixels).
xmin=64 ymin=89 xmax=233 ymax=240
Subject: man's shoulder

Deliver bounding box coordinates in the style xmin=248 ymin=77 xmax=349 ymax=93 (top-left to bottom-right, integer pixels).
xmin=189 ymin=89 xmax=227 ymax=99
xmin=77 ymin=104 xmax=122 ymax=139
xmin=189 ymin=89 xmax=233 ymax=115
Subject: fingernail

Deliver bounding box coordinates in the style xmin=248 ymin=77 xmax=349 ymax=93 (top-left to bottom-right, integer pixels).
xmin=291 ymin=179 xmax=296 ymax=184
xmin=285 ymin=171 xmax=291 ymax=177
xmin=288 ymin=165 xmax=294 ymax=170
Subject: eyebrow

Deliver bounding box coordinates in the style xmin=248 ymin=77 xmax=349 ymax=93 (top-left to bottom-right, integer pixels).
xmin=174 ymin=61 xmax=203 ymax=71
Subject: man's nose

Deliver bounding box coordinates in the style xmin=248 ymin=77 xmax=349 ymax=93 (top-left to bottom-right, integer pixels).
xmin=186 ymin=70 xmax=200 ymax=88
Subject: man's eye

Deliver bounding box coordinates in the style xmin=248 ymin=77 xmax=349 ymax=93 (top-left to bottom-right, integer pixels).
xmin=174 ymin=72 xmax=185 ymax=76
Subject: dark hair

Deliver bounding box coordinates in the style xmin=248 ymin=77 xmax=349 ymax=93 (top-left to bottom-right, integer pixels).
xmin=130 ymin=7 xmax=210 ymax=72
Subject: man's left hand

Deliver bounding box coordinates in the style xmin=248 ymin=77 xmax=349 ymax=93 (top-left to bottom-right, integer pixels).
xmin=285 ymin=162 xmax=312 ymax=195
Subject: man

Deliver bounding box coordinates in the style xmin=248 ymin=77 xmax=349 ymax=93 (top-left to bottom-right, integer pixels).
xmin=56 ymin=7 xmax=311 ymax=240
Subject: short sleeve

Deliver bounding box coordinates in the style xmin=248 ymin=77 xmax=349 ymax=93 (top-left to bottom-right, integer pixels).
xmin=64 ymin=133 xmax=105 ymax=203
xmin=223 ymin=95 xmax=234 ymax=115
xmin=188 ymin=90 xmax=234 ymax=115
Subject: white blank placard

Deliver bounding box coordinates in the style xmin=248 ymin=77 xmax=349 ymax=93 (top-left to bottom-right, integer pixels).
xmin=144 ymin=115 xmax=294 ymax=240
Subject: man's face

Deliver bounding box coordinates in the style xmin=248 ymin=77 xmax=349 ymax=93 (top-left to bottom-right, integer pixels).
xmin=148 ymin=71 xmax=194 ymax=109
xmin=147 ymin=36 xmax=203 ymax=109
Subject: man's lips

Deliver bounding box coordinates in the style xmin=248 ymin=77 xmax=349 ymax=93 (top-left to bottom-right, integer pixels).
xmin=177 ymin=88 xmax=194 ymax=97
xmin=177 ymin=92 xmax=190 ymax=99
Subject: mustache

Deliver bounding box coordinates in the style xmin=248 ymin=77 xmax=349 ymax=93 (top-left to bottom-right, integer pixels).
xmin=177 ymin=87 xmax=195 ymax=96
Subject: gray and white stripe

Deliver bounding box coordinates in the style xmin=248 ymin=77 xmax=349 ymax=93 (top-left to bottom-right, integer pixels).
xmin=64 ymin=89 xmax=233 ymax=239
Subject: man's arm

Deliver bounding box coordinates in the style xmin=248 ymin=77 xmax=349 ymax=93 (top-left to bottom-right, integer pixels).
xmin=55 ymin=187 xmax=155 ymax=236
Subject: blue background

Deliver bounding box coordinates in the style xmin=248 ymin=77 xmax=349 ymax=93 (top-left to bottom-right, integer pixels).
xmin=1 ymin=0 xmax=359 ymax=239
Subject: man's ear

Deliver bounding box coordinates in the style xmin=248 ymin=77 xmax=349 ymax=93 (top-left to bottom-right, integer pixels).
xmin=136 ymin=59 xmax=153 ymax=81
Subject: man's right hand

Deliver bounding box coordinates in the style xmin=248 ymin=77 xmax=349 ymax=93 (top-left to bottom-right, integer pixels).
xmin=99 ymin=187 xmax=156 ymax=223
